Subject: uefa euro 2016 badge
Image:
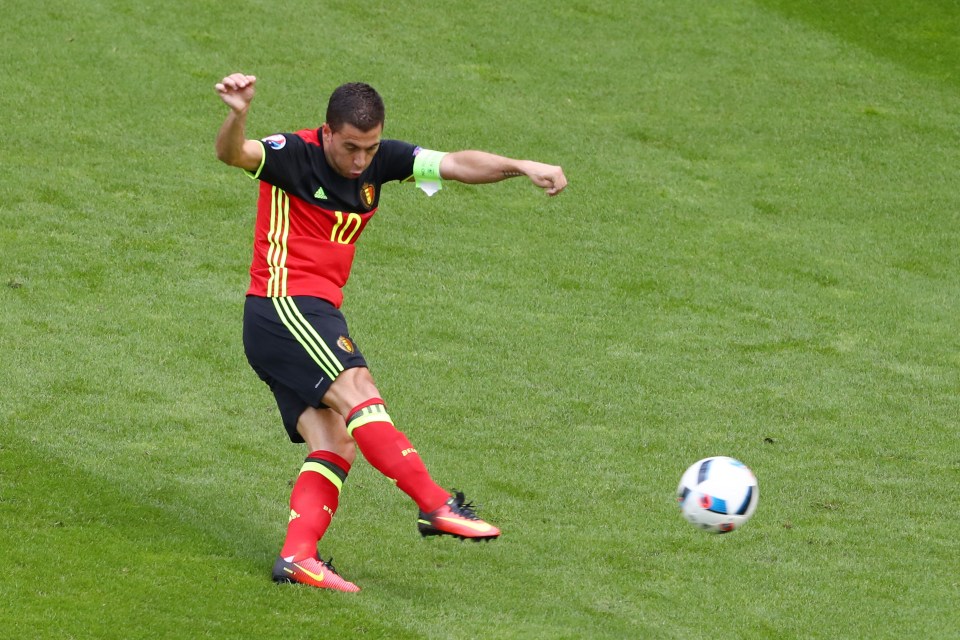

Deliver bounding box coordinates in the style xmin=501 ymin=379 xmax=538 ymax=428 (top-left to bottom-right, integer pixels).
xmin=263 ymin=134 xmax=286 ymax=150
xmin=337 ymin=336 xmax=356 ymax=354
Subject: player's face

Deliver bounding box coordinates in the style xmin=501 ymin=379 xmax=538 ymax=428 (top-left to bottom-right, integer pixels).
xmin=321 ymin=123 xmax=383 ymax=179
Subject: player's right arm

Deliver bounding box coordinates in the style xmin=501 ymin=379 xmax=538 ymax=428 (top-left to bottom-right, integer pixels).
xmin=214 ymin=73 xmax=264 ymax=171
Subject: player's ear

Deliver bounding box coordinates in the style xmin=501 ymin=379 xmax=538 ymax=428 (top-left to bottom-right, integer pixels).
xmin=321 ymin=123 xmax=332 ymax=141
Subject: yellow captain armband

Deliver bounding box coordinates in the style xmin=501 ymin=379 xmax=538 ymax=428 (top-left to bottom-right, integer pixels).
xmin=412 ymin=148 xmax=448 ymax=196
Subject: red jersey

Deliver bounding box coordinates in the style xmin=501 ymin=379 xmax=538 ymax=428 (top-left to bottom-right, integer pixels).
xmin=245 ymin=128 xmax=418 ymax=307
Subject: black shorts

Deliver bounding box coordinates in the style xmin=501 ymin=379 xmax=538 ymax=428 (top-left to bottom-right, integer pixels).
xmin=243 ymin=295 xmax=368 ymax=442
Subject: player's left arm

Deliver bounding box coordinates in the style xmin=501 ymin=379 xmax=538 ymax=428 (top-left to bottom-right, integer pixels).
xmin=439 ymin=151 xmax=567 ymax=196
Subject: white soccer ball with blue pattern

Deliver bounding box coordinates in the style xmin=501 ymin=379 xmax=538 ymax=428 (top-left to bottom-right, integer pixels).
xmin=677 ymin=456 xmax=758 ymax=533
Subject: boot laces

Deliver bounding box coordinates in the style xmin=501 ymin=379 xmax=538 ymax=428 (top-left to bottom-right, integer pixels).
xmin=322 ymin=557 xmax=343 ymax=576
xmin=449 ymin=490 xmax=481 ymax=520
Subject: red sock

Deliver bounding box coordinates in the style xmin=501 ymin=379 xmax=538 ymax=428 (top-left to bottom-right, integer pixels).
xmin=280 ymin=450 xmax=350 ymax=562
xmin=346 ymin=399 xmax=449 ymax=512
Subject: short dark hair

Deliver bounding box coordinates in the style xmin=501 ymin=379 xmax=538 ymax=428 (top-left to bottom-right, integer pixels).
xmin=325 ymin=82 xmax=385 ymax=132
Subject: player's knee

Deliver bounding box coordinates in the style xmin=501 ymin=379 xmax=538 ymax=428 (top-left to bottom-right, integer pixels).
xmin=324 ymin=367 xmax=382 ymax=415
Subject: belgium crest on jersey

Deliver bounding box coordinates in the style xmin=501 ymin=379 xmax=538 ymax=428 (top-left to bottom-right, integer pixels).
xmin=360 ymin=183 xmax=376 ymax=210
xmin=337 ymin=335 xmax=356 ymax=354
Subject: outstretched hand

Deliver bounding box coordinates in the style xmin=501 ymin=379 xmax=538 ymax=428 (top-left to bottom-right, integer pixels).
xmin=524 ymin=161 xmax=568 ymax=196
xmin=215 ymin=73 xmax=257 ymax=112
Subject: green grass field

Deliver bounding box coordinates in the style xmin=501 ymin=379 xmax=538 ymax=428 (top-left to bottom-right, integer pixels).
xmin=2 ymin=0 xmax=959 ymax=638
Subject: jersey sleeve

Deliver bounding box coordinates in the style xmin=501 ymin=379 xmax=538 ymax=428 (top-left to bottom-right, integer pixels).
xmin=376 ymin=139 xmax=419 ymax=183
xmin=245 ymin=133 xmax=309 ymax=191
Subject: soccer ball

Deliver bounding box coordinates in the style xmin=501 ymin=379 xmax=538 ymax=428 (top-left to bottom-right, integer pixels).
xmin=677 ymin=456 xmax=758 ymax=533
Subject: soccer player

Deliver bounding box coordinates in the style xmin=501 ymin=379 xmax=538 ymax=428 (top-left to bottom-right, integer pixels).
xmin=214 ymin=72 xmax=567 ymax=592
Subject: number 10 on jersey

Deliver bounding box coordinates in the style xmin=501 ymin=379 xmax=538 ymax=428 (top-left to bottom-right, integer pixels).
xmin=331 ymin=211 xmax=362 ymax=244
